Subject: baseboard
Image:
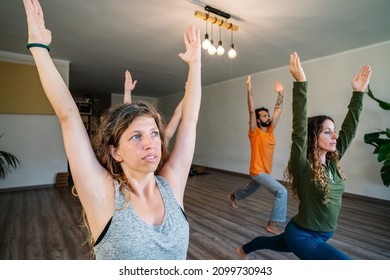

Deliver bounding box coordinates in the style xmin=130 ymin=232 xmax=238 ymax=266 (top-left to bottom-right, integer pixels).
xmin=0 ymin=184 xmax=55 ymax=193
xmin=343 ymin=192 xmax=390 ymax=206
xmin=204 ymin=166 xmax=290 ymax=185
xmin=202 ymin=165 xmax=390 ymax=205
xmin=204 ymin=166 xmax=249 ymax=179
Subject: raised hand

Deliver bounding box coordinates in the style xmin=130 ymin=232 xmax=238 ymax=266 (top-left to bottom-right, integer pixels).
xmin=123 ymin=70 xmax=137 ymax=104
xmin=351 ymin=65 xmax=372 ymax=92
xmin=178 ymin=25 xmax=201 ymax=65
xmin=289 ymin=52 xmax=306 ymax=82
xmin=124 ymin=70 xmax=137 ymax=92
xmin=273 ymin=80 xmax=284 ymax=94
xmin=23 ymin=0 xmax=51 ymax=45
xmin=247 ymin=75 xmax=252 ymax=92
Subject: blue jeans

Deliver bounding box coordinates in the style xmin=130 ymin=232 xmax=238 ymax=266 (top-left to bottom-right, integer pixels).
xmin=242 ymin=219 xmax=351 ymax=260
xmin=234 ymin=172 xmax=287 ymax=222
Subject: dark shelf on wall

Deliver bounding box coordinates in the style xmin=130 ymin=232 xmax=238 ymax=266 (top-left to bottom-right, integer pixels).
xmin=75 ymin=99 xmax=101 ymax=138
xmin=68 ymin=98 xmax=102 ymax=187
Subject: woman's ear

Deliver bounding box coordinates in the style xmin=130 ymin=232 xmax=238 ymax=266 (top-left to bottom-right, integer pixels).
xmin=109 ymin=145 xmax=122 ymax=162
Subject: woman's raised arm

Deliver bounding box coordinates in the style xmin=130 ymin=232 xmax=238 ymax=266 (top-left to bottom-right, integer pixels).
xmin=159 ymin=26 xmax=201 ymax=206
xmin=23 ymin=0 xmax=112 ymax=237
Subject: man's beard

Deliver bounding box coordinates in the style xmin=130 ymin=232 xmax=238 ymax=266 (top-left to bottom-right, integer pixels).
xmin=260 ymin=119 xmax=271 ymax=127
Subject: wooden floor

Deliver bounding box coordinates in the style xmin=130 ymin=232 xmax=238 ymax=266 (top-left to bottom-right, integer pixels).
xmin=185 ymin=169 xmax=390 ymax=260
xmin=1 ymin=168 xmax=389 ymax=260
xmin=0 ymin=186 xmax=91 ymax=259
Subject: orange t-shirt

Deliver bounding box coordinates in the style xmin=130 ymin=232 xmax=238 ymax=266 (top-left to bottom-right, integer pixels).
xmin=248 ymin=125 xmax=275 ymax=176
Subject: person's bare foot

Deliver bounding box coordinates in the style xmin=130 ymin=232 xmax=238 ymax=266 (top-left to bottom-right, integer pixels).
xmin=265 ymin=221 xmax=283 ymax=235
xmin=227 ymin=193 xmax=238 ymax=208
xmin=235 ymin=246 xmax=249 ymax=260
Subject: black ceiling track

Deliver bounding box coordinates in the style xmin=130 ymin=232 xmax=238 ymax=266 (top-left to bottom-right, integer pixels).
xmin=204 ymin=5 xmax=231 ymax=19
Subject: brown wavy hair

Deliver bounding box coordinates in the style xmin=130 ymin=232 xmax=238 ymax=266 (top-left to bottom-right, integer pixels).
xmin=284 ymin=115 xmax=345 ymax=204
xmin=73 ymin=101 xmax=169 ymax=256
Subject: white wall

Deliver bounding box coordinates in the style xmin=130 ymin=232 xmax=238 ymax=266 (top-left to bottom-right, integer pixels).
xmin=0 ymin=51 xmax=69 ymax=190
xmin=0 ymin=115 xmax=65 ymax=189
xmin=159 ymin=41 xmax=390 ymax=201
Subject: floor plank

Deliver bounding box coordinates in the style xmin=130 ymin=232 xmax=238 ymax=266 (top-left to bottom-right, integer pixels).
xmin=0 ymin=168 xmax=389 ymax=260
xmin=184 ymin=169 xmax=390 ymax=260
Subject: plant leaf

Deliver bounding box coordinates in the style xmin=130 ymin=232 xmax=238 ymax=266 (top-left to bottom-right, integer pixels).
xmin=366 ymin=87 xmax=390 ymax=110
xmin=380 ymin=163 xmax=390 ymax=187
xmin=0 ymin=147 xmax=22 ymax=180
xmin=364 ymin=116 xmax=390 ymax=186
xmin=378 ymin=143 xmax=390 ymax=162
xmin=364 ymin=131 xmax=388 ymax=149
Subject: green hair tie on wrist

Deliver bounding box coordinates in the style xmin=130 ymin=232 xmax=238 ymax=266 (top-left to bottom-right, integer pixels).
xmin=26 ymin=43 xmax=50 ymax=52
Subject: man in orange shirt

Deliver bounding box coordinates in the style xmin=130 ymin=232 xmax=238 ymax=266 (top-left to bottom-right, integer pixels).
xmin=228 ymin=76 xmax=287 ymax=234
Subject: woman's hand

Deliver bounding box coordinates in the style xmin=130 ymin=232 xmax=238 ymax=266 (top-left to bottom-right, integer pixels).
xmin=23 ymin=0 xmax=52 ymax=45
xmin=178 ymin=25 xmax=201 ymax=65
xmin=289 ymin=52 xmax=306 ymax=82
xmin=351 ymin=65 xmax=372 ymax=92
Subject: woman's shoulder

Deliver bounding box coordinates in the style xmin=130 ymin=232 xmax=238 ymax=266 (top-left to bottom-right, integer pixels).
xmin=155 ymin=175 xmax=171 ymax=187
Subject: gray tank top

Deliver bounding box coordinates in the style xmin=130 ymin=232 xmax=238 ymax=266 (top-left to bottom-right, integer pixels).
xmin=94 ymin=175 xmax=189 ymax=260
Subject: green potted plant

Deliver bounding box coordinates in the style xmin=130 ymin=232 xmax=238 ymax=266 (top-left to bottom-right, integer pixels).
xmin=0 ymin=134 xmax=21 ymax=179
xmin=363 ymin=87 xmax=390 ymax=187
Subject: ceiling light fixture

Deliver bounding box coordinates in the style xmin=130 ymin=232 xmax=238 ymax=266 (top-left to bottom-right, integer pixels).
xmin=195 ymin=5 xmax=238 ymax=59
xmin=228 ymin=28 xmax=237 ymax=59
xmin=216 ymin=25 xmax=225 ymax=56
xmin=205 ymin=5 xmax=231 ymax=19
xmin=207 ymin=23 xmax=216 ymax=55
xmin=201 ymin=14 xmax=211 ymax=50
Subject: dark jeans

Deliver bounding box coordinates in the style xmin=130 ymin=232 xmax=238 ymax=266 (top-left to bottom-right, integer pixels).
xmin=242 ymin=218 xmax=351 ymax=260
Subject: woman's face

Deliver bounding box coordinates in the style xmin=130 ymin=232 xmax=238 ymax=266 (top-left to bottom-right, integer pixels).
xmin=110 ymin=116 xmax=161 ymax=174
xmin=317 ymin=119 xmax=338 ymax=153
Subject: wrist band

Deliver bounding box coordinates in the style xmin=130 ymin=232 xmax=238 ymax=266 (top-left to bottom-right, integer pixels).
xmin=26 ymin=43 xmax=50 ymax=52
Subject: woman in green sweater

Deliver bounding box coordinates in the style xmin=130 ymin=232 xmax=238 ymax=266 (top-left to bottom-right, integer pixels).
xmin=236 ymin=52 xmax=372 ymax=260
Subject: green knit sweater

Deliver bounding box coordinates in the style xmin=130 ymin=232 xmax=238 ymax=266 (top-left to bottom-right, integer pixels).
xmin=290 ymin=82 xmax=364 ymax=231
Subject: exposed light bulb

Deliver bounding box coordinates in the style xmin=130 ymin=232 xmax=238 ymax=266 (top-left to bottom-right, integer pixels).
xmin=202 ymin=34 xmax=211 ymax=50
xmin=216 ymin=41 xmax=225 ymax=56
xmin=228 ymin=44 xmax=236 ymax=58
xmin=208 ymin=40 xmax=216 ymax=55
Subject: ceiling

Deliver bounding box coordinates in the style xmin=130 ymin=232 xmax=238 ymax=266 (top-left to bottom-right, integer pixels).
xmin=1 ymin=0 xmax=390 ymax=98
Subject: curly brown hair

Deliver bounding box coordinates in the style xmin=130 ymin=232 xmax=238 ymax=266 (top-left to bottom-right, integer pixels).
xmin=284 ymin=115 xmax=345 ymax=204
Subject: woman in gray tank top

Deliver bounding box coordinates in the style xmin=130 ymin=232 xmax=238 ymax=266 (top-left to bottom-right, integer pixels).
xmin=23 ymin=0 xmax=202 ymax=259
